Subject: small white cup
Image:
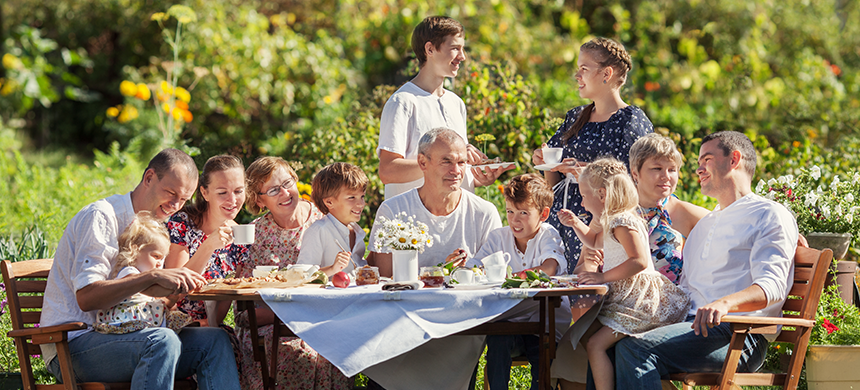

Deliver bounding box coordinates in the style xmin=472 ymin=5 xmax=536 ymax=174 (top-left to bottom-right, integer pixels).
xmin=480 ymin=251 xmax=511 ymax=268
xmin=452 ymin=268 xmax=475 ymax=285
xmin=252 ymin=265 xmax=279 ymax=277
xmin=542 ymin=147 xmax=564 ymax=165
xmin=232 ymin=224 xmax=255 ymax=245
xmin=485 ymin=265 xmax=507 ymax=283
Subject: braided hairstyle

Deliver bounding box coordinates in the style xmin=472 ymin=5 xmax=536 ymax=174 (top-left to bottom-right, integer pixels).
xmin=579 ymin=157 xmax=639 ymax=230
xmin=563 ymin=37 xmax=633 ymax=142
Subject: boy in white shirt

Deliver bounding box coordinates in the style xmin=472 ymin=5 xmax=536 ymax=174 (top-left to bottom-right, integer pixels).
xmin=469 ymin=173 xmax=566 ymax=390
xmin=297 ymin=163 xmax=368 ymax=276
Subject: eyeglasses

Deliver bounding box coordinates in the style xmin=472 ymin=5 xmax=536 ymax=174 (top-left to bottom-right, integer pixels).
xmin=260 ymin=178 xmax=295 ymax=197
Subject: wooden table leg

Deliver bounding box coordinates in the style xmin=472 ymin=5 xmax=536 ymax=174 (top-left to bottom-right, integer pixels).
xmin=538 ymin=296 xmax=549 ymax=390
xmin=271 ymin=319 xmax=282 ymax=389
xmin=243 ymin=301 xmax=273 ymax=390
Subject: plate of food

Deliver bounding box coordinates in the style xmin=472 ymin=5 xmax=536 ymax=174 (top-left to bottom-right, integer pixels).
xmin=472 ymin=157 xmax=516 ymax=170
xmin=198 ymin=268 xmax=328 ymax=294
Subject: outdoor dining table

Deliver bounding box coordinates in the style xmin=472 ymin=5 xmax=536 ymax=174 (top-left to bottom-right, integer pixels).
xmin=189 ymin=283 xmax=606 ymax=390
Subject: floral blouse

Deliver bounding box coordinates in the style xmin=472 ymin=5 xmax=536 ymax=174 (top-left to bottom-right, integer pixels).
xmin=546 ymin=105 xmax=653 ymax=273
xmin=166 ymin=211 xmax=250 ymax=320
xmin=639 ymin=196 xmax=685 ymax=285
xmin=237 ymin=202 xmax=324 ymax=278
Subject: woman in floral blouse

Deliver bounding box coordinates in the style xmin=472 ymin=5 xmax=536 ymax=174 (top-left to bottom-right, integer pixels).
xmin=236 ymin=156 xmax=349 ymax=390
xmin=165 ymin=154 xmax=249 ymax=326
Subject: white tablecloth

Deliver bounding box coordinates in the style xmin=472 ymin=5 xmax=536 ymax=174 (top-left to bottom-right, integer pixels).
xmin=260 ymin=284 xmax=606 ymax=389
xmin=259 ymin=285 xmax=539 ymax=378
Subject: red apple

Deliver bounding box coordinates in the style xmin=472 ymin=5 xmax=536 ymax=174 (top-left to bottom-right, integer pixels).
xmin=332 ymin=272 xmax=350 ymax=288
xmin=516 ymin=270 xmax=529 ymax=280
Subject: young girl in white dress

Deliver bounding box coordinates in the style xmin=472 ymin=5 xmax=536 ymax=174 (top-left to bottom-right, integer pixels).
xmin=558 ymin=157 xmax=690 ymax=390
xmin=94 ymin=212 xmax=193 ymax=334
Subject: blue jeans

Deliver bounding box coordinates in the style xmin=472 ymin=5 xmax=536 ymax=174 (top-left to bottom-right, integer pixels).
xmin=485 ymin=334 xmax=540 ymax=390
xmin=609 ymin=316 xmax=768 ymax=390
xmin=47 ymin=327 xmax=240 ymax=390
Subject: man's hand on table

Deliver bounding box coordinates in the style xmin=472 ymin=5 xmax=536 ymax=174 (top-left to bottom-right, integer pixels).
xmin=144 ymin=268 xmax=206 ymax=297
xmin=444 ymin=249 xmax=468 ymax=268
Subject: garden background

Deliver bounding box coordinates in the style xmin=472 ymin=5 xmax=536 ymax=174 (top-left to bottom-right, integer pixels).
xmin=1 ymin=0 xmax=859 ymax=388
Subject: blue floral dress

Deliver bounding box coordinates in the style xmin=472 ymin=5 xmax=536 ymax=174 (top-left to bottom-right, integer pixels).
xmin=638 ymin=196 xmax=685 ymax=285
xmin=166 ymin=211 xmax=251 ymax=321
xmin=546 ymin=105 xmax=652 ymax=273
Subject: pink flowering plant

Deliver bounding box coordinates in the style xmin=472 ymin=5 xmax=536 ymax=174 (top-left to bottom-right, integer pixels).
xmin=755 ymin=166 xmax=860 ymax=247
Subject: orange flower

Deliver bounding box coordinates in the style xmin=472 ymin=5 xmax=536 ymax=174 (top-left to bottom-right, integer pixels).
xmin=180 ymin=108 xmax=193 ymax=123
xmin=175 ymin=100 xmax=189 ymax=110
xmin=497 ymin=184 xmax=504 ymax=193
xmin=792 ymin=141 xmax=801 ymax=148
xmin=644 ymin=81 xmax=661 ymax=92
xmin=831 ymin=64 xmax=842 ymax=76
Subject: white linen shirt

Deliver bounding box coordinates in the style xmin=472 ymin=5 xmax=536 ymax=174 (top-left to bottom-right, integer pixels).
xmin=468 ymin=223 xmax=565 ymax=273
xmin=40 ymin=192 xmax=136 ymax=364
xmin=370 ymin=188 xmax=502 ymax=267
xmin=296 ymin=213 xmax=367 ymax=274
xmin=377 ymin=81 xmax=474 ymax=199
xmin=680 ymin=193 xmax=798 ymax=319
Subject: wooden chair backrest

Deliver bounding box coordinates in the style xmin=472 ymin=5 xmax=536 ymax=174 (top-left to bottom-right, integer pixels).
xmin=773 ymin=246 xmax=832 ymax=384
xmin=2 ymin=259 xmax=52 ymax=352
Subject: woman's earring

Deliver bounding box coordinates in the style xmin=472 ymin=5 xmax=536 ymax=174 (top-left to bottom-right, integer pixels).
xmin=603 ymin=79 xmax=607 ymax=84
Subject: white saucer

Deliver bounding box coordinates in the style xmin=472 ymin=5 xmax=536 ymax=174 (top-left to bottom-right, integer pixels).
xmin=447 ymin=281 xmax=501 ymax=290
xmin=534 ymin=163 xmax=562 ymax=171
xmin=472 ymin=162 xmax=516 ymax=170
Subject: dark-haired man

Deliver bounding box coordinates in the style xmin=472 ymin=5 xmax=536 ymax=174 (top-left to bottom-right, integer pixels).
xmin=41 ymin=149 xmax=241 ymax=389
xmin=377 ymin=15 xmax=511 ymax=199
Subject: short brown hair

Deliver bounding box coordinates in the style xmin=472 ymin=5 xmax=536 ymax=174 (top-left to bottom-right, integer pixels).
xmin=244 ymin=156 xmax=299 ymax=215
xmin=411 ymin=16 xmax=464 ymax=67
xmin=143 ymin=148 xmax=197 ymax=182
xmin=629 ymin=133 xmax=683 ymax=174
xmin=311 ymin=163 xmax=368 ymax=215
xmin=503 ymin=173 xmax=553 ymax=211
xmin=701 ymin=131 xmax=757 ymax=178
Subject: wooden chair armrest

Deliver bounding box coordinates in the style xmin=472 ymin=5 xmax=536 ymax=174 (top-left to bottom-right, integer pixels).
xmin=7 ymin=322 xmax=88 ymax=338
xmin=721 ymin=315 xmax=814 ymax=328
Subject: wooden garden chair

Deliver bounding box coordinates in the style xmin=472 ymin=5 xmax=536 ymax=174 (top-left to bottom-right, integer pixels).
xmin=1 ymin=258 xmax=196 ymax=390
xmin=666 ymin=246 xmax=833 ymax=389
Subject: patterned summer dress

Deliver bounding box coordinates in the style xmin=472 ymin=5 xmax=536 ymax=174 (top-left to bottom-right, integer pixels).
xmin=638 ymin=196 xmax=685 ymax=285
xmin=596 ymin=212 xmax=690 ymax=336
xmin=166 ymin=211 xmax=251 ymax=321
xmin=235 ymin=203 xmax=350 ymax=390
xmin=94 ymin=267 xmax=193 ymax=334
xmin=546 ymin=105 xmax=652 ymax=273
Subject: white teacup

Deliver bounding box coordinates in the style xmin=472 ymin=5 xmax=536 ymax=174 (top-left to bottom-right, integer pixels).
xmin=288 ymin=264 xmax=315 ymax=273
xmin=252 ymin=265 xmax=279 ymax=277
xmin=232 ymin=224 xmax=255 ymax=245
xmin=485 ymin=265 xmax=507 ymax=283
xmin=452 ymin=268 xmax=475 ymax=285
xmin=480 ymin=251 xmax=511 ymax=268
xmin=542 ymin=147 xmax=564 ymax=165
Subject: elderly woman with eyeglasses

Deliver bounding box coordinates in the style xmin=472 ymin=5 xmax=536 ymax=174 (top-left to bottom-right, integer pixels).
xmin=234 ymin=156 xmax=349 ymax=390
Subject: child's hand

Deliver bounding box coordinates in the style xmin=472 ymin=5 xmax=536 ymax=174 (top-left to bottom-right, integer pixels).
xmin=577 ymin=271 xmax=605 ymax=285
xmin=557 ymin=209 xmax=584 ymax=227
xmin=444 ymin=249 xmax=467 ymax=268
xmin=334 ymin=251 xmax=351 ymax=272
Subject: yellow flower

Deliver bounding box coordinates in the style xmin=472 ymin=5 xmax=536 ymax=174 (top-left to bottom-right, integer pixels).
xmin=172 ymin=108 xmax=182 ymax=121
xmin=2 ymin=54 xmax=22 ymax=70
xmin=175 ymin=87 xmax=191 ymax=103
xmin=106 ymin=106 xmax=120 ymax=117
xmin=117 ymin=106 xmax=139 ymax=123
xmin=119 ymin=80 xmax=138 ymax=97
xmin=162 ymin=103 xmax=171 ymax=113
xmin=1 ymin=79 xmax=17 ymax=95
xmin=160 ymin=81 xmax=174 ymax=95
xmin=398 ymin=237 xmax=407 ymax=243
xmin=475 ymin=133 xmax=496 ymax=142
xmin=135 ymin=83 xmax=151 ymax=100
xmin=151 ymin=12 xmax=167 ymax=21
